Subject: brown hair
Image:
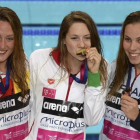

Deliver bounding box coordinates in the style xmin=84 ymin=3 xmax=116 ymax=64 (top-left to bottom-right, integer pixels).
xmin=53 ymin=11 xmax=108 ymax=89
xmin=109 ymin=11 xmax=140 ymax=96
xmin=0 ymin=7 xmax=29 ymax=97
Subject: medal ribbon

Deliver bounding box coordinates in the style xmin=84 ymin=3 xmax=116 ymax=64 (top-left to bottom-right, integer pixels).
xmin=126 ymin=63 xmax=133 ymax=88
xmin=70 ymin=60 xmax=88 ymax=84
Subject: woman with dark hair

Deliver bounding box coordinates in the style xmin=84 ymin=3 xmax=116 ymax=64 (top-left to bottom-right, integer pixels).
xmin=0 ymin=7 xmax=30 ymax=139
xmin=29 ymin=11 xmax=109 ymax=140
xmin=100 ymin=11 xmax=140 ymax=140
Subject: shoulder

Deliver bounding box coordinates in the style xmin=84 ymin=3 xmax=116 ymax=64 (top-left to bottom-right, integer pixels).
xmin=30 ymin=48 xmax=53 ymax=59
xmin=111 ymin=60 xmax=117 ymax=70
xmin=29 ymin=48 xmax=53 ymax=69
xmin=109 ymin=59 xmax=117 ymax=77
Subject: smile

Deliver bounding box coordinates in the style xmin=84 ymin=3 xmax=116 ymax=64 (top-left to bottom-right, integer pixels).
xmin=130 ymin=53 xmax=139 ymax=57
xmin=0 ymin=50 xmax=7 ymax=54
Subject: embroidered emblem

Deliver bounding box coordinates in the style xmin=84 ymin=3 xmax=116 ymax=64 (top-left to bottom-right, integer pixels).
xmin=47 ymin=79 xmax=55 ymax=84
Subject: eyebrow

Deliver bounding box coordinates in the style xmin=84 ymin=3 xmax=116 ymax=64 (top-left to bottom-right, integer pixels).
xmin=71 ymin=34 xmax=90 ymax=36
xmin=6 ymin=35 xmax=14 ymax=37
xmin=124 ymin=35 xmax=140 ymax=39
xmin=84 ymin=34 xmax=90 ymax=36
xmin=124 ymin=35 xmax=129 ymax=37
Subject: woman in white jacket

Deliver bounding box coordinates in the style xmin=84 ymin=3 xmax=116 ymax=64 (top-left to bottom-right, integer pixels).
xmin=99 ymin=11 xmax=140 ymax=140
xmin=29 ymin=11 xmax=109 ymax=140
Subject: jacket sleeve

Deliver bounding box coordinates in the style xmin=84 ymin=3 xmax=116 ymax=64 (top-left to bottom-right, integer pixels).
xmin=84 ymin=61 xmax=111 ymax=126
xmin=130 ymin=111 xmax=140 ymax=132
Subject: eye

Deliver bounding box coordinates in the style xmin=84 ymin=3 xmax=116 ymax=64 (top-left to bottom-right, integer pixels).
xmin=124 ymin=37 xmax=131 ymax=42
xmin=137 ymin=38 xmax=140 ymax=43
xmin=71 ymin=37 xmax=78 ymax=40
xmin=84 ymin=36 xmax=91 ymax=40
xmin=6 ymin=37 xmax=14 ymax=41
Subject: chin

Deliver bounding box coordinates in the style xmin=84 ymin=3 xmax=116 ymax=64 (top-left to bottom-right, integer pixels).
xmin=129 ymin=60 xmax=140 ymax=66
xmin=78 ymin=58 xmax=86 ymax=62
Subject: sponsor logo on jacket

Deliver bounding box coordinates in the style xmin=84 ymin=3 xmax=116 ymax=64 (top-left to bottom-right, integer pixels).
xmin=43 ymin=102 xmax=68 ymax=113
xmin=105 ymin=107 xmax=130 ymax=126
xmin=0 ymin=99 xmax=15 ymax=110
xmin=42 ymin=98 xmax=84 ymax=119
xmin=0 ymin=92 xmax=30 ymax=114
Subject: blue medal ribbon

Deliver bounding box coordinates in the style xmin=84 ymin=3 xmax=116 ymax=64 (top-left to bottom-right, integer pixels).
xmin=0 ymin=58 xmax=10 ymax=94
xmin=126 ymin=63 xmax=133 ymax=88
xmin=70 ymin=60 xmax=88 ymax=84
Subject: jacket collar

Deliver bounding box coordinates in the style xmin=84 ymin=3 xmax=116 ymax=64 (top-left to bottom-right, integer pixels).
xmin=51 ymin=49 xmax=61 ymax=66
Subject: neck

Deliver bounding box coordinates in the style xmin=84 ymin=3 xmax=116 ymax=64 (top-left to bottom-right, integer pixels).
xmin=67 ymin=54 xmax=83 ymax=74
xmin=0 ymin=61 xmax=7 ymax=73
xmin=135 ymin=64 xmax=140 ymax=75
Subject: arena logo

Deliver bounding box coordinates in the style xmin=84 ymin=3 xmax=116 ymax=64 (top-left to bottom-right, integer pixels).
xmin=0 ymin=99 xmax=15 ymax=110
xmin=43 ymin=102 xmax=68 ymax=113
xmin=106 ymin=95 xmax=121 ymax=105
xmin=71 ymin=106 xmax=83 ymax=115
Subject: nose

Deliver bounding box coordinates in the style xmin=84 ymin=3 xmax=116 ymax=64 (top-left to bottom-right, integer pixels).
xmin=130 ymin=41 xmax=137 ymax=51
xmin=0 ymin=39 xmax=5 ymax=49
xmin=78 ymin=38 xmax=85 ymax=48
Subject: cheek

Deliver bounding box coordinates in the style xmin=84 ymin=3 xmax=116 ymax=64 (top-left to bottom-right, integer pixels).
xmin=123 ymin=41 xmax=128 ymax=51
xmin=85 ymin=40 xmax=91 ymax=47
xmin=9 ymin=42 xmax=14 ymax=53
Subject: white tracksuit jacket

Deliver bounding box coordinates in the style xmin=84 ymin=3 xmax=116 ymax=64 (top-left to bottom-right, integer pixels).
xmin=0 ymin=71 xmax=30 ymax=140
xmin=99 ymin=60 xmax=140 ymax=140
xmin=27 ymin=48 xmax=109 ymax=140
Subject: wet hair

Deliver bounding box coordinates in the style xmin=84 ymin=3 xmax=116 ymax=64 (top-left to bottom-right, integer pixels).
xmin=109 ymin=11 xmax=140 ymax=96
xmin=0 ymin=7 xmax=29 ymax=97
xmin=53 ymin=11 xmax=108 ymax=89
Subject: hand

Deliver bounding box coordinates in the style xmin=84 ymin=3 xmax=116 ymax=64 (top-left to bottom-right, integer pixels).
xmin=121 ymin=94 xmax=139 ymax=121
xmin=86 ymin=47 xmax=101 ymax=73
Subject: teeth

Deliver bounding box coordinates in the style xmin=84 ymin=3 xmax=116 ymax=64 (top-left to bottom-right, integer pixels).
xmin=0 ymin=51 xmax=6 ymax=53
xmin=131 ymin=54 xmax=139 ymax=57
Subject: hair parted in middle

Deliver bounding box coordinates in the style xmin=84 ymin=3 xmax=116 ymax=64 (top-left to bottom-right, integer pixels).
xmin=53 ymin=11 xmax=108 ymax=90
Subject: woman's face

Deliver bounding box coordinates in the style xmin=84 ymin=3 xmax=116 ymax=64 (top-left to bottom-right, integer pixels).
xmin=0 ymin=21 xmax=14 ymax=67
xmin=64 ymin=22 xmax=91 ymax=62
xmin=123 ymin=23 xmax=140 ymax=69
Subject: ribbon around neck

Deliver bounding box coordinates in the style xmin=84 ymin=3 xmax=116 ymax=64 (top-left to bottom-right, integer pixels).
xmin=70 ymin=60 xmax=88 ymax=84
xmin=126 ymin=63 xmax=133 ymax=88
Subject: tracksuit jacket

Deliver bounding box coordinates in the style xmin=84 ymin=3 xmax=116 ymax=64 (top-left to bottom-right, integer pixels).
xmin=27 ymin=48 xmax=109 ymax=140
xmin=99 ymin=60 xmax=140 ymax=140
xmin=0 ymin=71 xmax=30 ymax=140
